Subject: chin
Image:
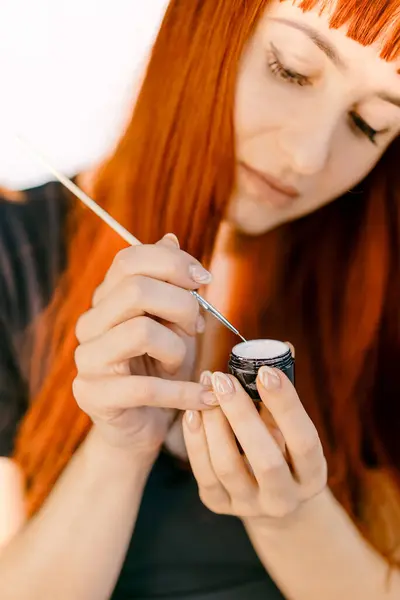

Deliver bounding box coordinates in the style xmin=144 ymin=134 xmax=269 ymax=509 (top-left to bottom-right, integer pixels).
xmin=229 ymin=218 xmax=271 ymax=236
xmin=226 ymin=194 xmax=282 ymax=236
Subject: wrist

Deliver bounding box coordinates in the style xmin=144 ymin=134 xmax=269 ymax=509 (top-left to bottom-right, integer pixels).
xmin=244 ymin=487 xmax=332 ymax=536
xmin=82 ymin=426 xmax=159 ymax=481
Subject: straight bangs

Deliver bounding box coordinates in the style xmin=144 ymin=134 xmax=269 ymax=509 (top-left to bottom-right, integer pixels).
xmin=299 ymin=0 xmax=400 ymax=61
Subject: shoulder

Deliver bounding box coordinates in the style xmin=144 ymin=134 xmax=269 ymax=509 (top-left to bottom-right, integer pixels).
xmin=0 ymin=181 xmax=71 ymax=457
xmin=0 ymin=180 xmax=69 ymax=257
xmin=0 ymin=180 xmax=71 ymax=334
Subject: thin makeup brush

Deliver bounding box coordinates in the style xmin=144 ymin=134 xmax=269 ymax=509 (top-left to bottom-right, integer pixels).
xmin=16 ymin=135 xmax=247 ymax=342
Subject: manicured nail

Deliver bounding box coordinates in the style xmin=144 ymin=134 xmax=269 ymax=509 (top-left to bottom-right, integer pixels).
xmin=259 ymin=366 xmax=281 ymax=390
xmin=186 ymin=410 xmax=201 ymax=431
xmin=189 ymin=264 xmax=213 ymax=284
xmin=163 ymin=233 xmax=180 ymax=247
xmin=196 ymin=315 xmax=206 ymax=334
xmin=212 ymin=372 xmax=235 ymax=396
xmin=200 ymin=370 xmax=212 ymax=387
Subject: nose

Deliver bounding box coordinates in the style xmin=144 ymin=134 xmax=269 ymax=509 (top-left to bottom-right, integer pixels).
xmin=278 ymin=121 xmax=336 ymax=176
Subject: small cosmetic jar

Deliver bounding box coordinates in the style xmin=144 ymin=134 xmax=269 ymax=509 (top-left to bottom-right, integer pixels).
xmin=228 ymin=339 xmax=295 ymax=401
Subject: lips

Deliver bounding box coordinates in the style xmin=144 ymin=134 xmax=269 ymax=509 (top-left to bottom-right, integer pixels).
xmin=239 ymin=161 xmax=299 ymax=199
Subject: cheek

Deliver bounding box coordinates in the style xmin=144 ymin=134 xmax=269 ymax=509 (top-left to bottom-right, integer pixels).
xmin=327 ymin=135 xmax=386 ymax=194
xmin=234 ymin=41 xmax=289 ymax=142
xmin=235 ymin=78 xmax=292 ymax=144
xmin=235 ymin=83 xmax=270 ymax=138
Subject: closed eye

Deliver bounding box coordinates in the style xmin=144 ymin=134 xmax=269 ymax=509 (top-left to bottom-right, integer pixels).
xmin=349 ymin=112 xmax=386 ymax=145
xmin=267 ymin=47 xmax=389 ymax=145
xmin=267 ymin=48 xmax=311 ymax=87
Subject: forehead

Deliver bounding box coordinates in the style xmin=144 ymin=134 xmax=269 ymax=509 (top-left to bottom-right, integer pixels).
xmin=289 ymin=0 xmax=400 ymax=63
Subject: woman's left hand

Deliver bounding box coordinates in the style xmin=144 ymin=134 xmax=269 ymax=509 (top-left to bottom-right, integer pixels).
xmin=183 ymin=367 xmax=327 ymax=521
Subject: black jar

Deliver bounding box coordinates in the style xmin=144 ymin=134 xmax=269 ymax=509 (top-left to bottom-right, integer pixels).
xmin=228 ymin=339 xmax=295 ymax=401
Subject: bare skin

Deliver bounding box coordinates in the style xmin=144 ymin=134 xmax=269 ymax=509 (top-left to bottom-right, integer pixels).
xmin=2 ymin=1 xmax=400 ymax=598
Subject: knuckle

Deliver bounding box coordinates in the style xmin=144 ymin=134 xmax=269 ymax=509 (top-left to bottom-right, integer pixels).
xmin=170 ymin=335 xmax=187 ymax=365
xmin=215 ymin=458 xmax=243 ymax=482
xmin=91 ymin=283 xmax=103 ymax=307
xmin=307 ymin=460 xmax=328 ymax=491
xmin=258 ymin=458 xmax=286 ymax=481
xmin=134 ymin=316 xmax=155 ymax=348
xmin=200 ymin=481 xmax=219 ymax=495
xmin=127 ymin=275 xmax=147 ymax=306
xmin=166 ymin=251 xmax=194 ymax=285
xmin=74 ymin=344 xmax=86 ymax=372
xmin=198 ymin=491 xmax=214 ymax=510
xmin=72 ymin=376 xmax=90 ymax=409
xmin=293 ymin=429 xmax=322 ymax=460
xmin=199 ymin=487 xmax=225 ymax=513
xmin=75 ymin=312 xmax=89 ymax=343
xmin=99 ymin=403 xmax=123 ymax=424
xmin=110 ymin=246 xmax=144 ymax=277
xmin=113 ymin=247 xmax=136 ymax=275
xmin=169 ymin=252 xmax=187 ymax=277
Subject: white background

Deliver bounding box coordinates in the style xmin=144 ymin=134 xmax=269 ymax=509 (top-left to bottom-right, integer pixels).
xmin=0 ymin=0 xmax=168 ymax=189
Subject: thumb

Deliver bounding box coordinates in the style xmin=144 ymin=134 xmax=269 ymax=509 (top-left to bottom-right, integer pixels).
xmin=156 ymin=233 xmax=180 ymax=249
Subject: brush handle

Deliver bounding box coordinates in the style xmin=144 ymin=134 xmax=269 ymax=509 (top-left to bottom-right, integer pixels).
xmin=16 ymin=135 xmax=246 ymax=341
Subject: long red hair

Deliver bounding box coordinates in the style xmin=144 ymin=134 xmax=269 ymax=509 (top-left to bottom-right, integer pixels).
xmin=14 ymin=0 xmax=400 ymax=562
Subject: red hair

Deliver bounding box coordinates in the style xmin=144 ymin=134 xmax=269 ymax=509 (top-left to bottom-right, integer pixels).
xmin=13 ymin=0 xmax=400 ymax=561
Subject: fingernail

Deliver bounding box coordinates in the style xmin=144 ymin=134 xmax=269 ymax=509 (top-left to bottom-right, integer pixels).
xmin=196 ymin=315 xmax=206 ymax=334
xmin=259 ymin=366 xmax=281 ymax=390
xmin=186 ymin=410 xmax=201 ymax=431
xmin=200 ymin=370 xmax=212 ymax=387
xmin=212 ymin=372 xmax=235 ymax=396
xmin=189 ymin=264 xmax=213 ymax=284
xmin=163 ymin=233 xmax=180 ymax=247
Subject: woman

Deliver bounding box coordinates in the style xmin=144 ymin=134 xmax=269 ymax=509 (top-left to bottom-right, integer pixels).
xmin=1 ymin=0 xmax=400 ymax=598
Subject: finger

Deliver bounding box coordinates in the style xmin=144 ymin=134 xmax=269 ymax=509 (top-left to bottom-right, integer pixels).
xmin=90 ymin=234 xmax=178 ymax=308
xmin=163 ymin=412 xmax=188 ymax=461
xmin=157 ymin=233 xmax=180 ymax=249
xmin=75 ymin=316 xmax=187 ymax=375
xmin=183 ymin=410 xmax=230 ymax=510
xmin=257 ymin=367 xmax=326 ymax=489
xmin=258 ymin=405 xmax=287 ymax=456
xmin=76 ymin=276 xmax=202 ymax=343
xmin=201 ymin=406 xmax=257 ymax=503
xmin=211 ymin=373 xmax=297 ymax=507
xmin=73 ymin=375 xmax=217 ymax=417
xmin=93 ymin=233 xmax=178 ymax=304
xmin=92 ymin=236 xmax=212 ymax=306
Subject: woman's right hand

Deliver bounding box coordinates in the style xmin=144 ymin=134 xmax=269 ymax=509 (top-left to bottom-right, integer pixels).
xmin=73 ymin=234 xmax=216 ymax=458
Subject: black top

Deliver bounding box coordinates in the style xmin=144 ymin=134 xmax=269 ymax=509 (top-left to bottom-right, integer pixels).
xmin=0 ymin=182 xmax=285 ymax=599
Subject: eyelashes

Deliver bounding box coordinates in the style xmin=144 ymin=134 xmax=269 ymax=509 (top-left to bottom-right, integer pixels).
xmin=266 ymin=47 xmax=387 ymax=145
xmin=348 ymin=111 xmax=379 ymax=144
xmin=267 ymin=55 xmax=311 ymax=87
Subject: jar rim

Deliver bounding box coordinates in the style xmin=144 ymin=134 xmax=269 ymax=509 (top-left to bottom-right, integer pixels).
xmin=231 ymin=339 xmax=290 ymax=361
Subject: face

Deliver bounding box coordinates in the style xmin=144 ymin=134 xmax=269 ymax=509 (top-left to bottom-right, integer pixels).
xmin=228 ymin=0 xmax=400 ymax=235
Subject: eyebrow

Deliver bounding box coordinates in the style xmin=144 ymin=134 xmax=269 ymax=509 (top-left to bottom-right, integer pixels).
xmin=270 ymin=17 xmax=346 ymax=70
xmin=271 ymin=17 xmax=400 ymax=110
